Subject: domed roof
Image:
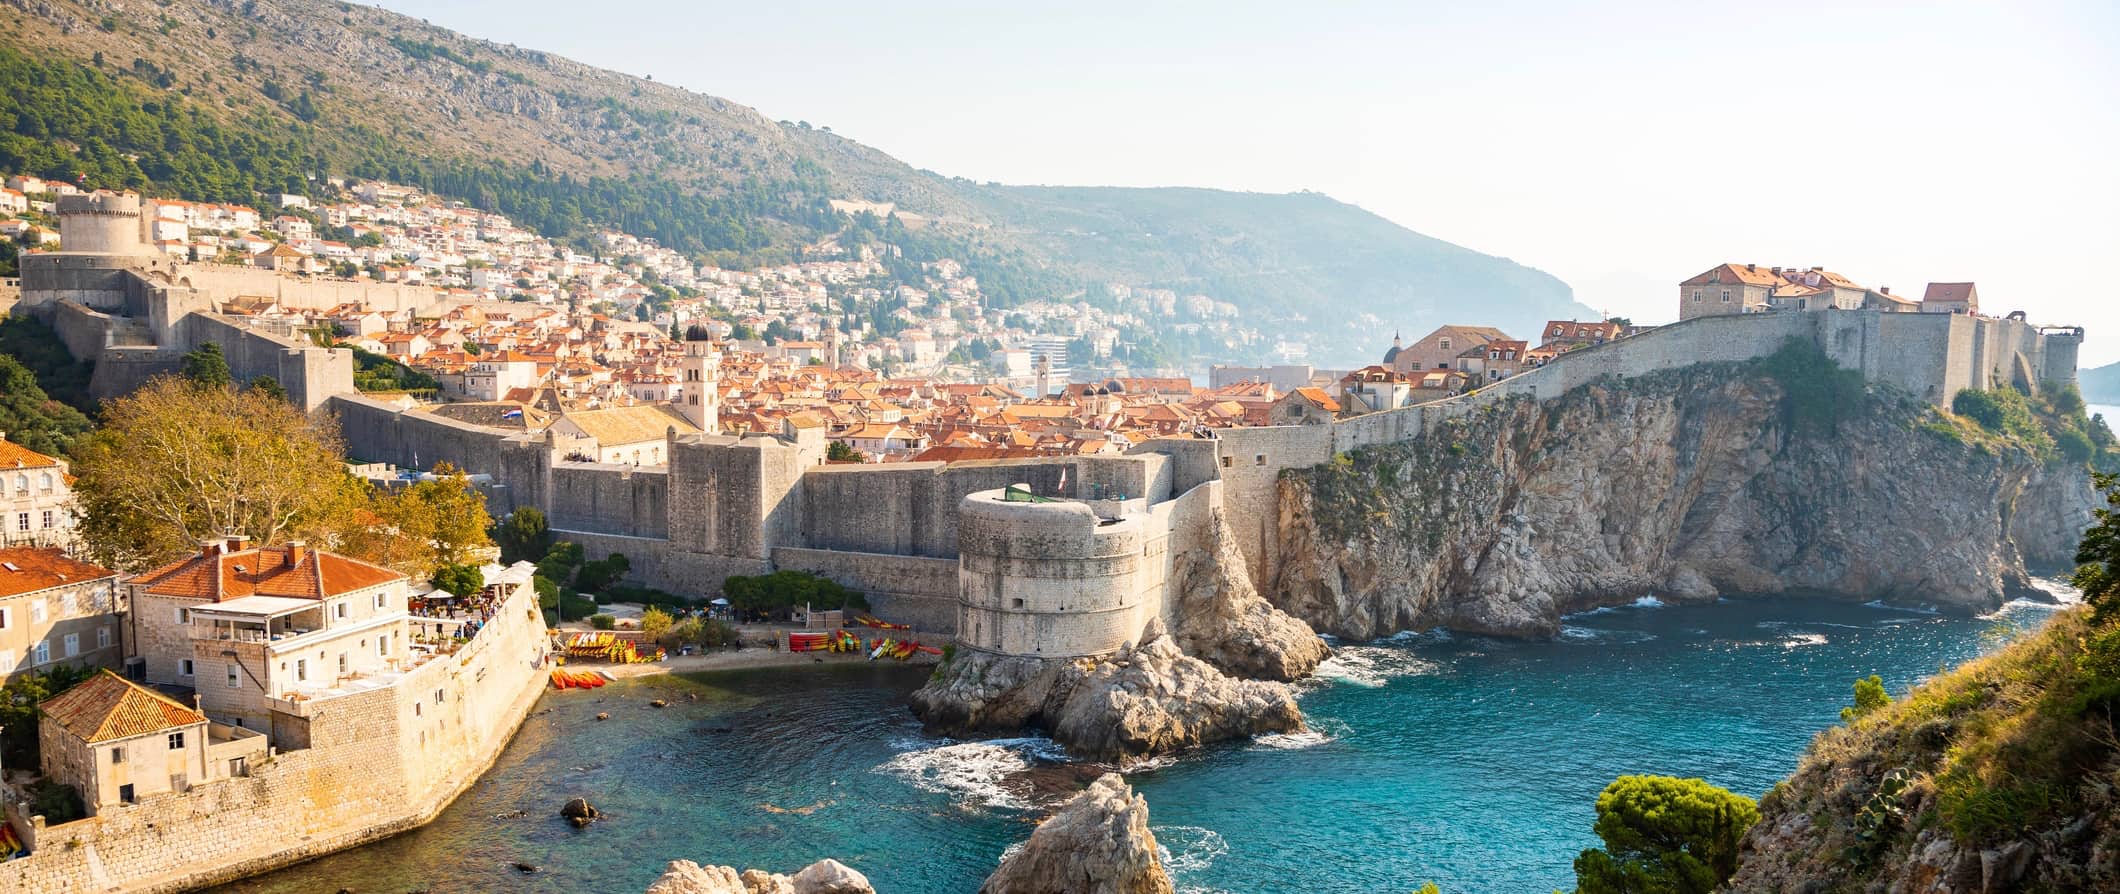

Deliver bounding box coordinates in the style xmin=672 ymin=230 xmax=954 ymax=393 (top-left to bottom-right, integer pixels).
xmin=1382 ymin=345 xmax=1402 ymax=363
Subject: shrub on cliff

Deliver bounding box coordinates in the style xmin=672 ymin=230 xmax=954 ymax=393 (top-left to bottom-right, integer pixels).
xmin=1754 ymin=337 xmax=1866 ymax=432
xmin=1573 ymin=775 xmax=1758 ymax=894
xmin=1839 ymin=674 xmax=1891 ymax=721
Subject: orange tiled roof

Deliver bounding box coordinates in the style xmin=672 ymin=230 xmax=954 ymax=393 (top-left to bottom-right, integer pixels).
xmin=40 ymin=670 xmax=205 ymax=744
xmin=0 ymin=438 xmax=62 ymax=469
xmin=0 ymin=547 xmax=116 ymax=598
xmin=134 ymin=543 xmax=402 ymax=601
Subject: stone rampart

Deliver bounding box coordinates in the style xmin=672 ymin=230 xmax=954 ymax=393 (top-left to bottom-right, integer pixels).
xmin=0 ymin=586 xmax=550 ymax=893
xmin=548 ymin=462 xmax=669 ymax=540
xmin=771 ymin=547 xmax=961 ymax=632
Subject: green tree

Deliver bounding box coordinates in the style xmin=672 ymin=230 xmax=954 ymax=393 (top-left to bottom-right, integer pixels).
xmin=0 ymin=353 xmax=93 ymax=457
xmin=430 ymin=562 xmax=484 ymax=599
xmin=248 ymin=374 xmax=287 ymax=402
xmin=826 ymin=440 xmax=866 ymax=463
xmin=1841 ymin=674 xmax=1891 ymax=721
xmin=2074 ymin=472 xmax=2120 ymax=620
xmin=1573 ymin=775 xmax=1759 ymax=894
xmin=180 ymin=341 xmax=232 ymax=388
xmin=0 ymin=664 xmax=98 ymax=769
xmin=496 ymin=507 xmax=551 ymax=563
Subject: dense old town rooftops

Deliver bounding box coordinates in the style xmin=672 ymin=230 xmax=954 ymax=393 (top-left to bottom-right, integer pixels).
xmin=134 ymin=539 xmax=404 ymax=601
xmin=39 ymin=669 xmax=207 ymax=744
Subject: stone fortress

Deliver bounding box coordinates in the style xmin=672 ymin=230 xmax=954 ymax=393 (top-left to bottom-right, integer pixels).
xmin=17 ymin=191 xmax=442 ymax=411
xmin=332 ymin=309 xmax=2084 ymax=665
xmin=9 ymin=191 xmax=2090 ymax=665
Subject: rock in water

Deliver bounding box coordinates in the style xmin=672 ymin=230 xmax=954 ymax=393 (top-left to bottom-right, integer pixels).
xmin=644 ymin=859 xmax=873 ymax=894
xmin=560 ymin=797 xmax=600 ymax=827
xmin=910 ymin=632 xmax=1303 ymax=764
xmin=980 ymin=774 xmax=1175 ymax=894
xmin=788 ymin=860 xmax=873 ymax=894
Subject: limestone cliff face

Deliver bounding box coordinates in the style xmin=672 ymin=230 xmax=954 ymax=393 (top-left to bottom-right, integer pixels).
xmin=1171 ymin=508 xmax=1332 ymax=682
xmin=979 ymin=774 xmax=1175 ymax=894
xmin=910 ymin=627 xmax=1304 ymax=765
xmin=1273 ymin=363 xmax=2096 ymax=640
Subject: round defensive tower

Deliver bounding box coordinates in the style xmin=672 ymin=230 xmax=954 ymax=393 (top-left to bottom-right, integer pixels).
xmin=55 ymin=191 xmax=151 ymax=255
xmin=957 ymin=488 xmax=1148 ymax=658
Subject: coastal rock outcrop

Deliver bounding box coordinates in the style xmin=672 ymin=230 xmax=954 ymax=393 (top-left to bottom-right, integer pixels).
xmin=1171 ymin=508 xmax=1331 ymax=682
xmin=645 ymin=858 xmax=874 ymax=894
xmin=979 ymin=773 xmax=1175 ymax=894
xmin=1273 ymin=356 xmax=2098 ymax=640
xmin=910 ymin=627 xmax=1304 ymax=764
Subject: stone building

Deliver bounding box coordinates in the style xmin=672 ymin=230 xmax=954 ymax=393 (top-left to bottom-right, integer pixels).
xmin=1389 ymin=325 xmax=1512 ymax=374
xmin=128 ymin=538 xmax=408 ymax=731
xmin=35 ymin=670 xmax=218 ymax=813
xmin=0 ymin=547 xmax=120 ymax=682
xmin=1923 ymin=282 xmax=1980 ymax=315
xmin=0 ymin=434 xmax=75 ymax=550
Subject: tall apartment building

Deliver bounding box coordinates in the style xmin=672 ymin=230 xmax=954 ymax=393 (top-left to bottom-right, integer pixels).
xmin=0 ymin=434 xmax=76 ymax=549
xmin=0 ymin=546 xmax=122 ymax=682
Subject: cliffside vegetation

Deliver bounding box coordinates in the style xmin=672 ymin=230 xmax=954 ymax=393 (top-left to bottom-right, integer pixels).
xmin=1935 ymin=382 xmax=2120 ymax=471
xmin=1724 ymin=472 xmax=2120 ymax=890
xmin=0 ymin=317 xmax=92 ymax=456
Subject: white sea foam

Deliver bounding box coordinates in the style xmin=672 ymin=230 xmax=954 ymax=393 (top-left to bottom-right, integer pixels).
xmin=874 ymin=737 xmax=1061 ymax=810
xmin=1313 ymin=646 xmax=1438 ymax=688
xmin=1252 ymin=718 xmax=1348 ymax=751
xmin=1864 ymin=600 xmax=1940 ymax=615
xmin=2030 ymin=577 xmax=2085 ymax=605
xmin=1633 ymin=595 xmax=1666 ymax=608
xmin=1154 ymin=825 xmax=1229 ymax=874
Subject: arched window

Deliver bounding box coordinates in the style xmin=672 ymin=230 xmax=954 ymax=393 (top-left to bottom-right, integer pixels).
xmin=38 ymin=472 xmax=52 ymax=491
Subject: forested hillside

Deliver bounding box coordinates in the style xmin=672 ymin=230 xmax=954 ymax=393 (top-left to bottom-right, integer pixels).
xmin=0 ymin=0 xmax=1591 ymax=363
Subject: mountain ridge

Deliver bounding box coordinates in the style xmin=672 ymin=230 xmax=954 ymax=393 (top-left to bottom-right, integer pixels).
xmin=0 ymin=0 xmax=1592 ymax=364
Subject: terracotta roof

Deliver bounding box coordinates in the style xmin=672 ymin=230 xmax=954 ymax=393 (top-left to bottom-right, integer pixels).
xmin=1923 ymin=282 xmax=1979 ymax=305
xmin=40 ymin=670 xmax=206 ymax=744
xmin=134 ymin=543 xmax=402 ymax=601
xmin=0 ymin=548 xmax=116 ymax=598
xmin=1291 ymin=387 xmax=1341 ymax=412
xmin=557 ymin=404 xmax=699 ymax=447
xmin=0 ymin=437 xmax=62 ymax=469
xmin=1682 ymin=263 xmax=1782 ymax=287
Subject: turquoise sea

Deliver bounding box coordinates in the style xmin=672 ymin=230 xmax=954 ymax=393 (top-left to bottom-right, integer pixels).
xmin=214 ymin=593 xmax=2066 ymax=894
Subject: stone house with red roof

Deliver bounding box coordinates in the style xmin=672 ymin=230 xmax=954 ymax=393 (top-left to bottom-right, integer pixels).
xmin=0 ymin=433 xmax=77 ymax=550
xmin=34 ymin=669 xmax=268 ymax=813
xmin=0 ymin=547 xmax=120 ymax=683
xmin=129 ymin=537 xmax=410 ymax=731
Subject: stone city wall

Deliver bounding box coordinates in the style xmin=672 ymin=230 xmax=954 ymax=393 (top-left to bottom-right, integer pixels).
xmin=547 ymin=462 xmax=669 ymax=540
xmin=0 ymin=586 xmax=550 ymax=894
xmin=771 ymin=547 xmax=961 ymax=632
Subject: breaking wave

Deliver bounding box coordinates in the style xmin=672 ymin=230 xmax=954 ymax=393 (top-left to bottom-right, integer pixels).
xmin=1313 ymin=647 xmax=1439 ymax=688
xmin=1154 ymin=825 xmax=1229 ymax=874
xmin=873 ymin=737 xmax=1062 ymax=810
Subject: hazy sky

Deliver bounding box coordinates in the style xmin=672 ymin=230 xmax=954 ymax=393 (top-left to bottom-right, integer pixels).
xmin=381 ymin=0 xmax=2120 ymax=364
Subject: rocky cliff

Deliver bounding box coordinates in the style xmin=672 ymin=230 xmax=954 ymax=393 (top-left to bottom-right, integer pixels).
xmin=1171 ymin=507 xmax=1332 ymax=682
xmin=979 ymin=773 xmax=1175 ymax=894
xmin=1272 ymin=354 xmax=2097 ymax=640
